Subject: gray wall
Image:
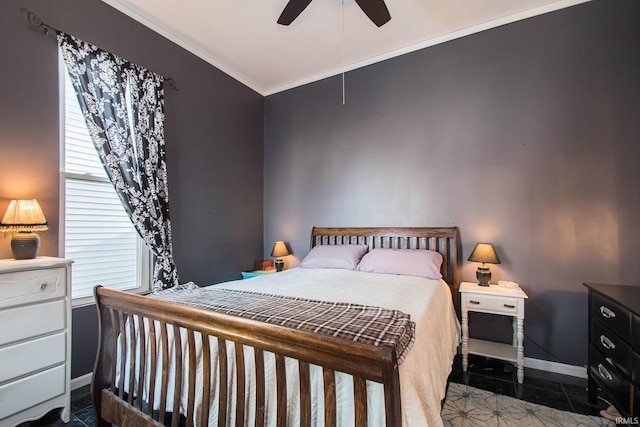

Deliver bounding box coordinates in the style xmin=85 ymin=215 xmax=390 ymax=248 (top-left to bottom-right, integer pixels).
xmin=264 ymin=0 xmax=640 ymax=366
xmin=0 ymin=0 xmax=264 ymax=378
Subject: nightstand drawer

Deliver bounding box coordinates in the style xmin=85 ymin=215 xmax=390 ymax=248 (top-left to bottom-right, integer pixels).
xmin=591 ymin=318 xmax=633 ymax=378
xmin=464 ymin=295 xmax=519 ymax=315
xmin=0 ymin=332 xmax=66 ymax=383
xmin=0 ymin=267 xmax=66 ymax=309
xmin=591 ymin=292 xmax=631 ymax=342
xmin=0 ymin=299 xmax=65 ymax=346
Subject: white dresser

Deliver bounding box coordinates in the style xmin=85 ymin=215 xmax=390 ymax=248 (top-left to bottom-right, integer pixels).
xmin=0 ymin=257 xmax=73 ymax=426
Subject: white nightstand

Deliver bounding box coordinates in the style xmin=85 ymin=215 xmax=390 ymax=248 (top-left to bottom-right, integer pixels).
xmin=241 ymin=269 xmax=277 ymax=279
xmin=459 ymin=281 xmax=528 ymax=383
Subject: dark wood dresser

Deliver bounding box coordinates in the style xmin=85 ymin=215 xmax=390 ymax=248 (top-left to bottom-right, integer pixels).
xmin=584 ymin=283 xmax=640 ymax=417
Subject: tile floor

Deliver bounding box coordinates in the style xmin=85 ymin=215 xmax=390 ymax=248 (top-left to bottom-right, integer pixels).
xmin=448 ymin=354 xmax=610 ymax=417
xmin=21 ymin=354 xmax=611 ymax=426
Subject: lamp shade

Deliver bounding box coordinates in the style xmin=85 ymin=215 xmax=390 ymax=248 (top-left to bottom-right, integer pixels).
xmin=271 ymin=241 xmax=290 ymax=258
xmin=0 ymin=199 xmax=49 ymax=232
xmin=1 ymin=199 xmax=49 ymax=260
xmin=468 ymin=243 xmax=500 ymax=264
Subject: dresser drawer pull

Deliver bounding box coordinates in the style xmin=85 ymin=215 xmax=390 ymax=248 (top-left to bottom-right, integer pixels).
xmin=599 ymin=306 xmax=616 ymax=319
xmin=40 ymin=283 xmax=48 ymax=290
xmin=469 ymin=300 xmax=480 ymax=305
xmin=597 ymin=363 xmax=613 ymax=381
xmin=599 ymin=335 xmax=616 ymax=350
xmin=503 ymin=304 xmax=515 ymax=309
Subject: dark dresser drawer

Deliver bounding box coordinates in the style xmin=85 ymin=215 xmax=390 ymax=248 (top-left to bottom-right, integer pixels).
xmin=633 ymin=314 xmax=640 ymax=353
xmin=589 ymin=345 xmax=630 ymax=414
xmin=591 ymin=318 xmax=633 ymax=378
xmin=585 ymin=283 xmax=640 ymax=418
xmin=591 ymin=292 xmax=631 ymax=341
xmin=633 ymin=351 xmax=640 ymax=384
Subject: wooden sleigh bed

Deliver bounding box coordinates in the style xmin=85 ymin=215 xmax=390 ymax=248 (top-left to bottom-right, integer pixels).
xmin=93 ymin=227 xmax=460 ymax=427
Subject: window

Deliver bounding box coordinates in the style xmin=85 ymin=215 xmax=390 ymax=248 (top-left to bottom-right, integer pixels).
xmin=60 ymin=57 xmax=150 ymax=304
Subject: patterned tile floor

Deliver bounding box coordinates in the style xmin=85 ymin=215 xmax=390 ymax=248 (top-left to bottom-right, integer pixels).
xmin=448 ymin=354 xmax=609 ymax=417
xmin=22 ymin=354 xmax=610 ymax=426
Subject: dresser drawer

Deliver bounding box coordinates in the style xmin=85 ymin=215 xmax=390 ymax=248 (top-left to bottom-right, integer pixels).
xmin=0 ymin=364 xmax=66 ymax=420
xmin=633 ymin=351 xmax=640 ymax=385
xmin=464 ymin=294 xmax=519 ymax=315
xmin=0 ymin=331 xmax=66 ymax=384
xmin=0 ymin=299 xmax=66 ymax=346
xmin=591 ymin=292 xmax=631 ymax=342
xmin=590 ymin=345 xmax=631 ymax=416
xmin=591 ymin=318 xmax=633 ymax=378
xmin=633 ymin=314 xmax=640 ymax=353
xmin=0 ymin=267 xmax=66 ymax=309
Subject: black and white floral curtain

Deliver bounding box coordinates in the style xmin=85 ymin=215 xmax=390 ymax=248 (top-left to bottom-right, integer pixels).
xmin=58 ymin=32 xmax=179 ymax=292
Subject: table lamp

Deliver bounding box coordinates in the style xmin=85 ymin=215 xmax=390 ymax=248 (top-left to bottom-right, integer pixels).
xmin=0 ymin=199 xmax=49 ymax=260
xmin=271 ymin=241 xmax=289 ymax=272
xmin=468 ymin=243 xmax=500 ymax=286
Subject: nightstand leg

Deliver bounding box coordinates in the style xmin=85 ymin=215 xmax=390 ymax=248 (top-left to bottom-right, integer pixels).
xmin=462 ymin=308 xmax=469 ymax=371
xmin=512 ymin=317 xmax=517 ymax=347
xmin=516 ymin=316 xmax=524 ymax=383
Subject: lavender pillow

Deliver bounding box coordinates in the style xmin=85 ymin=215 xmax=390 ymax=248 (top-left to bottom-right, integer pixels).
xmin=356 ymin=248 xmax=443 ymax=279
xmin=300 ymin=244 xmax=369 ymax=270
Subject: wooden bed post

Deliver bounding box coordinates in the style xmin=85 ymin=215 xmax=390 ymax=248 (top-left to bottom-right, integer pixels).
xmin=383 ymin=349 xmax=402 ymax=427
xmin=93 ymin=285 xmax=112 ymax=427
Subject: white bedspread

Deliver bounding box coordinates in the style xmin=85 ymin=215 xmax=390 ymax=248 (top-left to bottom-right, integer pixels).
xmin=120 ymin=268 xmax=460 ymax=426
xmin=215 ymin=268 xmax=461 ymax=426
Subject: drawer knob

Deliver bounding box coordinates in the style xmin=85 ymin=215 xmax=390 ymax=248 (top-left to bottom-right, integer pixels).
xmin=40 ymin=282 xmax=48 ymax=290
xmin=469 ymin=300 xmax=480 ymax=305
xmin=503 ymin=304 xmax=515 ymax=309
xmin=597 ymin=363 xmax=613 ymax=381
xmin=599 ymin=306 xmax=616 ymax=319
xmin=599 ymin=335 xmax=616 ymax=350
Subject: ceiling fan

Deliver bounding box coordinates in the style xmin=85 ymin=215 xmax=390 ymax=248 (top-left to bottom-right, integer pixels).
xmin=277 ymin=0 xmax=391 ymax=27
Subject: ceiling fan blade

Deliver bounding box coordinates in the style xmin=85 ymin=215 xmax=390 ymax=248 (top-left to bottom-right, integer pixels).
xmin=277 ymin=0 xmax=314 ymax=25
xmin=355 ymin=0 xmax=391 ymax=27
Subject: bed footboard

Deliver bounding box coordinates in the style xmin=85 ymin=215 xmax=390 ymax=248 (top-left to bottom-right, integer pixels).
xmin=93 ymin=285 xmax=402 ymax=427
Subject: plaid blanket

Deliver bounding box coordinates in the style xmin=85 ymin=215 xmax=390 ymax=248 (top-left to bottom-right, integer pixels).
xmin=153 ymin=284 xmax=415 ymax=363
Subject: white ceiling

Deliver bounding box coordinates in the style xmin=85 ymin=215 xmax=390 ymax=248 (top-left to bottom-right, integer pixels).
xmin=101 ymin=0 xmax=589 ymax=95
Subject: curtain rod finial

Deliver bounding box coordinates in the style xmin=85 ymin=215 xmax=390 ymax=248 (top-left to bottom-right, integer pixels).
xmin=20 ymin=7 xmax=57 ymax=35
xmin=165 ymin=78 xmax=179 ymax=91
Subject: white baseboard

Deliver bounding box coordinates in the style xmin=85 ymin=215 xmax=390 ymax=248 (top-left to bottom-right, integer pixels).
xmin=71 ymin=372 xmax=92 ymax=391
xmin=524 ymin=357 xmax=587 ymax=378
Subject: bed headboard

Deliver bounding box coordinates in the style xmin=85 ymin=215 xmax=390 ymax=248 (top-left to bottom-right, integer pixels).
xmin=310 ymin=227 xmax=460 ymax=288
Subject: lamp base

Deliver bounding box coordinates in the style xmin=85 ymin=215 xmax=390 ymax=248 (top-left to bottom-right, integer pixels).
xmin=11 ymin=232 xmax=40 ymax=260
xmin=476 ymin=267 xmax=491 ymax=286
xmin=275 ymin=258 xmax=284 ymax=272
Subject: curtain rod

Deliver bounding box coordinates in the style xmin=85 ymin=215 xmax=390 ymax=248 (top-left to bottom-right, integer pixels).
xmin=20 ymin=8 xmax=179 ymax=91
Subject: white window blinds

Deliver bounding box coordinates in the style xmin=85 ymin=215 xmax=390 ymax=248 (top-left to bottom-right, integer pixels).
xmin=62 ymin=67 xmax=148 ymax=300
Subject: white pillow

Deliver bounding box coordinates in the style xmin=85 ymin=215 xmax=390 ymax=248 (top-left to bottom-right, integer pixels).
xmin=356 ymin=248 xmax=443 ymax=279
xmin=300 ymin=244 xmax=369 ymax=270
